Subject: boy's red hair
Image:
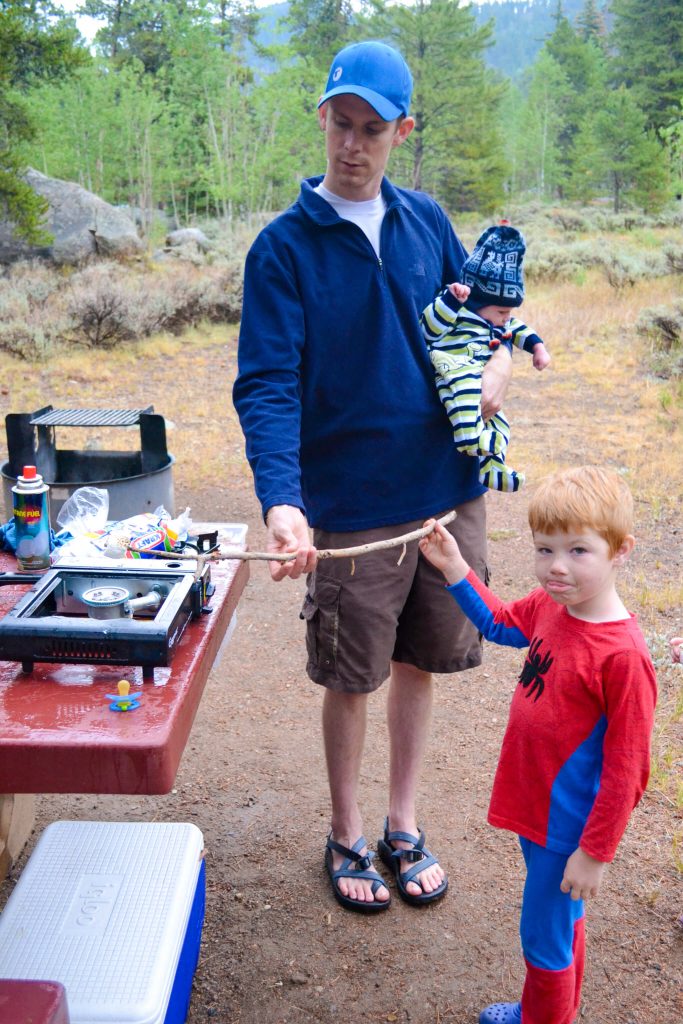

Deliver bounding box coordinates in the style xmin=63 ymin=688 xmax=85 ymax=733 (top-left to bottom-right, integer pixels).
xmin=528 ymin=466 xmax=634 ymax=556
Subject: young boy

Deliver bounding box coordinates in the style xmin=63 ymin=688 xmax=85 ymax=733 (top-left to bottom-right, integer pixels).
xmin=421 ymin=224 xmax=551 ymax=494
xmin=419 ymin=465 xmax=657 ymax=1024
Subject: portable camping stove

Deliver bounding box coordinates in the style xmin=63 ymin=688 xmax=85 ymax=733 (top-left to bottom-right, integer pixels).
xmin=0 ymin=558 xmax=214 ymax=681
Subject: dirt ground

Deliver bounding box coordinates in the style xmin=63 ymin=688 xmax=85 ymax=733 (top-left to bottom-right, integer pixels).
xmin=1 ymin=335 xmax=681 ymax=1024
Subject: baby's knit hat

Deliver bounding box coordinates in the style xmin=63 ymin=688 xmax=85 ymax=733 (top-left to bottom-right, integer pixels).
xmin=461 ymin=225 xmax=526 ymax=308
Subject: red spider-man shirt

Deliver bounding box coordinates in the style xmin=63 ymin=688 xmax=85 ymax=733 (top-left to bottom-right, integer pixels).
xmin=448 ymin=570 xmax=657 ymax=862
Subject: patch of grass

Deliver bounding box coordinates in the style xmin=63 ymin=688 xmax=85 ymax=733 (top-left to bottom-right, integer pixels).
xmin=488 ymin=529 xmax=519 ymax=542
xmin=631 ymin=577 xmax=683 ymax=615
xmin=632 ymin=228 xmax=661 ymax=249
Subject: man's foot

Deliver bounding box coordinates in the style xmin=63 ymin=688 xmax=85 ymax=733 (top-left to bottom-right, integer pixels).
xmin=377 ymin=818 xmax=448 ymax=905
xmin=325 ymin=834 xmax=390 ymax=912
xmin=479 ymin=1002 xmax=522 ymax=1024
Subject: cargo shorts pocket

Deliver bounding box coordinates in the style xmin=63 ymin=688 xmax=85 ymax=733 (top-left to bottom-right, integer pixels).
xmin=300 ymin=574 xmax=342 ymax=672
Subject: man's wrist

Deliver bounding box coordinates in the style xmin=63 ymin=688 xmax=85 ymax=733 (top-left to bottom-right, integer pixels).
xmin=265 ymin=503 xmax=305 ymax=526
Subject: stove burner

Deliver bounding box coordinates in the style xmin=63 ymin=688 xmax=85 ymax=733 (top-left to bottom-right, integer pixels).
xmin=82 ymin=586 xmax=130 ymax=618
xmin=0 ymin=562 xmax=214 ymax=681
xmin=81 ymin=585 xmax=165 ymax=621
xmin=83 ymin=586 xmax=129 ymax=603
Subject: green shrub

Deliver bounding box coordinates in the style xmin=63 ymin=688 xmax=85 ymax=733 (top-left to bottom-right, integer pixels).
xmin=65 ymin=260 xmax=244 ymax=348
xmin=0 ymin=261 xmax=65 ymax=358
xmin=636 ymin=301 xmax=683 ymax=379
xmin=663 ymin=246 xmax=683 ymax=273
xmin=0 ymin=315 xmax=53 ymax=360
xmin=599 ymin=251 xmax=667 ymax=290
xmin=525 ymin=240 xmax=605 ymax=281
xmin=66 ymin=265 xmax=135 ymax=347
xmin=548 ymin=209 xmax=590 ymax=234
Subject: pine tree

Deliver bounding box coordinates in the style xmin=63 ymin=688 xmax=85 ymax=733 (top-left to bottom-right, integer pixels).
xmin=364 ymin=0 xmax=505 ymax=211
xmin=610 ymin=0 xmax=683 ymax=133
xmin=550 ymin=1 xmax=565 ymax=29
xmin=660 ymin=99 xmax=683 ymax=199
xmin=0 ymin=0 xmax=86 ymax=242
xmin=81 ymin=0 xmax=258 ymax=74
xmin=285 ymin=0 xmax=354 ymax=67
xmin=80 ymin=0 xmax=170 ymax=70
xmin=512 ymin=50 xmax=568 ymax=199
xmin=543 ymin=15 xmax=609 ymax=196
xmin=574 ymin=86 xmax=669 ymax=212
xmin=576 ymin=0 xmax=605 ymax=44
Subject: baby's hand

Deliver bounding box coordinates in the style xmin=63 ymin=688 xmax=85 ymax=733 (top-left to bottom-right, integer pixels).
xmin=533 ymin=343 xmax=551 ymax=371
xmin=560 ymin=848 xmax=606 ymax=901
xmin=447 ymin=282 xmax=471 ymax=304
xmin=670 ymin=637 xmax=682 ymax=664
xmin=419 ymin=519 xmax=469 ymax=584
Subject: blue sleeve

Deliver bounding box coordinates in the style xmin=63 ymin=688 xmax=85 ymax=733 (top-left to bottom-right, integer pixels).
xmin=447 ymin=578 xmax=529 ymax=648
xmin=439 ymin=205 xmax=468 ymax=286
xmin=232 ymin=235 xmax=306 ymax=519
xmin=508 ymin=318 xmax=545 ymax=355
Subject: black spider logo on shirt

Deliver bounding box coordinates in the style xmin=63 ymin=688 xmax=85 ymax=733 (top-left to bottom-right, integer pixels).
xmin=518 ymin=637 xmax=553 ymax=702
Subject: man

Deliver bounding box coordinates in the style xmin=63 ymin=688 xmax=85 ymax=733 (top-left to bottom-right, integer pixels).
xmin=233 ymin=40 xmax=512 ymax=912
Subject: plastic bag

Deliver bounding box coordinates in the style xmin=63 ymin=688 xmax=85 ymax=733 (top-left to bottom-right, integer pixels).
xmin=52 ymin=487 xmax=111 ymax=561
xmin=56 ymin=487 xmax=109 ymax=535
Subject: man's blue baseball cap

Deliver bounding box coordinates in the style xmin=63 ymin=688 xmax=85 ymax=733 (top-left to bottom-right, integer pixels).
xmin=317 ymin=41 xmax=413 ymax=121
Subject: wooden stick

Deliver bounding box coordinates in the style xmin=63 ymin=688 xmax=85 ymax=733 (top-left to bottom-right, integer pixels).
xmin=316 ymin=510 xmax=456 ymax=561
xmin=132 ymin=510 xmax=457 ymax=564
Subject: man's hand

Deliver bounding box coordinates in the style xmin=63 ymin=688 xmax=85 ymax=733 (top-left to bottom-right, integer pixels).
xmin=418 ymin=519 xmax=469 ymax=585
xmin=481 ymin=345 xmax=512 ymax=421
xmin=265 ymin=505 xmax=317 ymax=582
xmin=560 ymin=848 xmax=606 ymax=901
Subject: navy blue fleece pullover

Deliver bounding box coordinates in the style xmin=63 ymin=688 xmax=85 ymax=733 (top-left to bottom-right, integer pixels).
xmin=233 ymin=175 xmax=486 ymax=531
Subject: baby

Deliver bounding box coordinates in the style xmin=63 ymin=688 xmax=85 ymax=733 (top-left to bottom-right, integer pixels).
xmin=421 ymin=224 xmax=550 ymax=493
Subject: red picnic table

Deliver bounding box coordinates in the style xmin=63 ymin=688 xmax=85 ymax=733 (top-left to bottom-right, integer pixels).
xmin=0 ymin=524 xmax=249 ymax=796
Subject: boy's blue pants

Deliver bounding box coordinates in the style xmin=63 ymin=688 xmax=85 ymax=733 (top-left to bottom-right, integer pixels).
xmin=518 ymin=837 xmax=586 ymax=1024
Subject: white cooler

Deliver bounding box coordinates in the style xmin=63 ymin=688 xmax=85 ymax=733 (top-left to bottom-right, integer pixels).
xmin=0 ymin=821 xmax=206 ymax=1024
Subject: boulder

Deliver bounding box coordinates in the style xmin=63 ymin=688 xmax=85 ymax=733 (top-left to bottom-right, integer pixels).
xmin=165 ymin=227 xmax=211 ymax=253
xmin=116 ymin=204 xmax=177 ymax=234
xmin=0 ymin=168 xmax=144 ymax=265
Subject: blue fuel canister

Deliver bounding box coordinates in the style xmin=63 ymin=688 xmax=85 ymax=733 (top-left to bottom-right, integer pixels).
xmin=12 ymin=465 xmax=51 ymax=572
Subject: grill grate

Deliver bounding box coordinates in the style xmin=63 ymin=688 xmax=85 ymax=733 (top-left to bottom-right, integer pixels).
xmin=30 ymin=407 xmax=153 ymax=428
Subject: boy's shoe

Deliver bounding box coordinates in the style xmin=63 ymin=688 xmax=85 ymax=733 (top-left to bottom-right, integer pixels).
xmin=478 ymin=1002 xmax=522 ymax=1024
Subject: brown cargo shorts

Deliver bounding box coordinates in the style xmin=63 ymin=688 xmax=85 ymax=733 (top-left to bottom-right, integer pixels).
xmin=300 ymin=495 xmax=487 ymax=693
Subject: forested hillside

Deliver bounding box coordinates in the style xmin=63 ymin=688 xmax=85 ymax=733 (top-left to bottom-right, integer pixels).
xmin=473 ymin=0 xmax=588 ymax=78
xmin=252 ymin=0 xmax=591 ymax=79
xmin=1 ymin=0 xmax=681 ymax=232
